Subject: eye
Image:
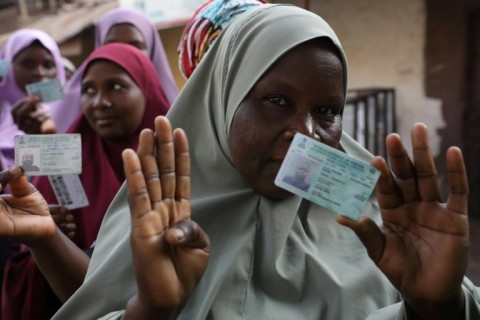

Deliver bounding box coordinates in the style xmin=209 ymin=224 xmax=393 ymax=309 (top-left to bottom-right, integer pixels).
xmin=267 ymin=96 xmax=290 ymax=106
xmin=112 ymin=83 xmax=123 ymax=91
xmin=43 ymin=61 xmax=55 ymax=70
xmin=20 ymin=60 xmax=35 ymax=69
xmin=313 ymin=106 xmax=339 ymax=116
xmin=81 ymin=85 xmax=95 ymax=95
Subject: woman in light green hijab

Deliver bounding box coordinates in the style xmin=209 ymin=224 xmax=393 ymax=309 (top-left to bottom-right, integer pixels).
xmin=0 ymin=4 xmax=478 ymax=320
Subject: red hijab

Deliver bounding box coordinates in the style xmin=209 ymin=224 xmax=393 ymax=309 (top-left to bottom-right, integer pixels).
xmin=2 ymin=43 xmax=170 ymax=320
xmin=36 ymin=42 xmax=169 ymax=247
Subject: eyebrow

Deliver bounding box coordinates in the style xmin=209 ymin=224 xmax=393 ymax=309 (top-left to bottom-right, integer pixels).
xmin=263 ymin=81 xmax=345 ymax=104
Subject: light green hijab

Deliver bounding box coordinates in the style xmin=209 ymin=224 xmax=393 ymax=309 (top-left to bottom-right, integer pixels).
xmin=53 ymin=4 xmax=402 ymax=320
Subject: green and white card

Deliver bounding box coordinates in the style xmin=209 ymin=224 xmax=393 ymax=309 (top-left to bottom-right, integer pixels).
xmin=0 ymin=60 xmax=10 ymax=81
xmin=275 ymin=133 xmax=380 ymax=220
xmin=25 ymin=78 xmax=65 ymax=102
xmin=14 ymin=134 xmax=82 ymax=176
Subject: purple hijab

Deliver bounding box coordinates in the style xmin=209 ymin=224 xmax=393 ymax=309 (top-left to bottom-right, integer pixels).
xmin=50 ymin=7 xmax=179 ymax=133
xmin=0 ymin=29 xmax=66 ymax=169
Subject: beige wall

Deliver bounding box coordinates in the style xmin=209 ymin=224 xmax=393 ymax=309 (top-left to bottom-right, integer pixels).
xmin=271 ymin=0 xmax=438 ymax=157
xmin=159 ymin=26 xmax=187 ymax=89
xmin=306 ymin=0 xmax=441 ymax=156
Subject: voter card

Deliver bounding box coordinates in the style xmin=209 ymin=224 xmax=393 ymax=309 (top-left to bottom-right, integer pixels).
xmin=275 ymin=133 xmax=380 ymax=220
xmin=14 ymin=134 xmax=82 ymax=176
xmin=48 ymin=175 xmax=89 ymax=210
xmin=25 ymin=78 xmax=65 ymax=102
xmin=0 ymin=60 xmax=10 ymax=83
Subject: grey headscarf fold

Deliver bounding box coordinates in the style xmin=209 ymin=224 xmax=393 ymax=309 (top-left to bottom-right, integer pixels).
xmin=53 ymin=5 xmax=402 ymax=320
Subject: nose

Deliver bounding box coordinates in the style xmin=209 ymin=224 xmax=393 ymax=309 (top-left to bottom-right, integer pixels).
xmin=32 ymin=65 xmax=49 ymax=80
xmin=283 ymin=113 xmax=320 ymax=141
xmin=91 ymin=92 xmax=112 ymax=109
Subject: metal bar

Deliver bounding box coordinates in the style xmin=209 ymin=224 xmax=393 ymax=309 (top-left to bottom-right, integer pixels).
xmin=363 ymin=98 xmax=369 ymax=150
xmin=391 ymin=90 xmax=397 ymax=132
xmin=374 ymin=94 xmax=380 ymax=156
xmin=303 ymin=0 xmax=310 ymax=10
xmin=381 ymin=90 xmax=388 ymax=158
xmin=18 ymin=0 xmax=29 ymax=20
xmin=353 ymin=101 xmax=358 ymax=141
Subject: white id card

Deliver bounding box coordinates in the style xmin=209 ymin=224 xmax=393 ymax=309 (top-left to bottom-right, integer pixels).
xmin=14 ymin=134 xmax=82 ymax=176
xmin=25 ymin=78 xmax=65 ymax=102
xmin=48 ymin=175 xmax=89 ymax=210
xmin=275 ymin=133 xmax=380 ymax=220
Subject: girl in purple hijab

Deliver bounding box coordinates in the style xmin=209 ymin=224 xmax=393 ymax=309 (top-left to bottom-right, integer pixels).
xmin=50 ymin=7 xmax=179 ymax=133
xmin=0 ymin=29 xmax=66 ymax=169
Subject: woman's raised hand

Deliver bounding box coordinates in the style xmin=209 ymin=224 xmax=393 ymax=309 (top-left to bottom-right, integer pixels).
xmin=123 ymin=116 xmax=210 ymax=319
xmin=338 ymin=123 xmax=468 ymax=319
xmin=0 ymin=167 xmax=56 ymax=245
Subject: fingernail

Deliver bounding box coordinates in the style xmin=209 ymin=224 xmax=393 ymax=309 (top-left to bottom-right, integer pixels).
xmin=0 ymin=166 xmax=22 ymax=190
xmin=172 ymin=228 xmax=185 ymax=240
xmin=10 ymin=166 xmax=23 ymax=175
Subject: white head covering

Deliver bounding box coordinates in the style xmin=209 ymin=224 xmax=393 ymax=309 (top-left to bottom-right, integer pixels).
xmin=53 ymin=5 xmax=400 ymax=320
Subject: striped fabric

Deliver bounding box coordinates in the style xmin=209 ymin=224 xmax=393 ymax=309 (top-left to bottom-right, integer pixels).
xmin=178 ymin=0 xmax=267 ymax=79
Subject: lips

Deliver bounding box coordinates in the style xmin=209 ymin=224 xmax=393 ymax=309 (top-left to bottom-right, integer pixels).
xmin=94 ymin=116 xmax=117 ymax=126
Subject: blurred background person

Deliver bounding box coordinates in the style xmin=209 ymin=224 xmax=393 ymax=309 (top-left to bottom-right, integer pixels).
xmin=61 ymin=56 xmax=76 ymax=82
xmin=0 ymin=28 xmax=66 ymax=169
xmin=49 ymin=7 xmax=179 ymax=133
xmin=2 ymin=42 xmax=170 ymax=320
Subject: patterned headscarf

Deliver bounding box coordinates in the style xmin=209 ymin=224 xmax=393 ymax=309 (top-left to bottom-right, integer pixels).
xmin=178 ymin=0 xmax=267 ymax=79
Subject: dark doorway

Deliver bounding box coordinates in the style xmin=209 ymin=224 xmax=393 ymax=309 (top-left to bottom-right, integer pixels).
xmin=465 ymin=8 xmax=480 ymax=219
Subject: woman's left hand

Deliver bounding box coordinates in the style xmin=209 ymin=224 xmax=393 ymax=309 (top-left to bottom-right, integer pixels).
xmin=338 ymin=123 xmax=468 ymax=319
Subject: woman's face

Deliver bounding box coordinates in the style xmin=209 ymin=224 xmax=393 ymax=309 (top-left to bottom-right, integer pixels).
xmin=228 ymin=40 xmax=345 ymax=199
xmin=81 ymin=60 xmax=146 ymax=140
xmin=103 ymin=24 xmax=148 ymax=55
xmin=13 ymin=41 xmax=57 ymax=92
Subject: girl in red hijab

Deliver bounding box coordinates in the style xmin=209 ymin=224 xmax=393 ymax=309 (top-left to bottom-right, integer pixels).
xmin=2 ymin=43 xmax=170 ymax=320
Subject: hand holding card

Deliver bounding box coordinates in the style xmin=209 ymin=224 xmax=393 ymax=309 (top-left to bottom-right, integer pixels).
xmin=275 ymin=133 xmax=380 ymax=220
xmin=25 ymin=78 xmax=65 ymax=103
xmin=14 ymin=134 xmax=82 ymax=176
xmin=11 ymin=96 xmax=57 ymax=134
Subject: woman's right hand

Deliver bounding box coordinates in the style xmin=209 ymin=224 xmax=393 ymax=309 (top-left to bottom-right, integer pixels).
xmin=11 ymin=97 xmax=56 ymax=134
xmin=0 ymin=167 xmax=56 ymax=246
xmin=123 ymin=116 xmax=210 ymax=319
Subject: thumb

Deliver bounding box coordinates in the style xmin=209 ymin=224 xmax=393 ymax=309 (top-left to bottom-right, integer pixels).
xmin=40 ymin=118 xmax=57 ymax=134
xmin=165 ymin=220 xmax=210 ymax=252
xmin=336 ymin=215 xmax=385 ymax=264
xmin=0 ymin=166 xmax=24 ymax=193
